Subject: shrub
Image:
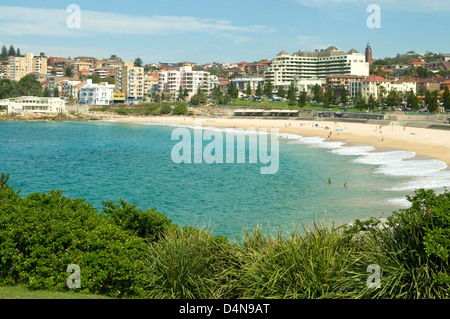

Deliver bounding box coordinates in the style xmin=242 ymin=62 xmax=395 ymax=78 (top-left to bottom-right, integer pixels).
xmin=172 ymin=103 xmax=188 ymax=115
xmin=101 ymin=199 xmax=175 ymax=240
xmin=0 ymin=185 xmax=149 ymax=298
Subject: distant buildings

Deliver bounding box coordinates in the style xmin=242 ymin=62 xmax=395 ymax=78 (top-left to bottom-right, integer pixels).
xmin=264 ymin=46 xmax=370 ymax=88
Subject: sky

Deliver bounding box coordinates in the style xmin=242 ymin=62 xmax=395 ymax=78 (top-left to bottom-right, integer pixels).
xmin=0 ymin=0 xmax=448 ymax=65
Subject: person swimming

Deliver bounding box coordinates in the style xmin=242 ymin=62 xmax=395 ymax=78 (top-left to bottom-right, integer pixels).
xmin=328 ymin=177 xmax=332 ymax=184
xmin=344 ymin=182 xmax=349 ymax=187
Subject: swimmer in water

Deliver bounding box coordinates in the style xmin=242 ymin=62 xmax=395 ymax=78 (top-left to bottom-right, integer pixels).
xmin=344 ymin=182 xmax=348 ymax=187
xmin=328 ymin=178 xmax=332 ymax=184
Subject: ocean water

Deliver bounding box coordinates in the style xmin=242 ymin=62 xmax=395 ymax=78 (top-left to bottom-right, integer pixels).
xmin=1 ymin=120 xmax=449 ymax=239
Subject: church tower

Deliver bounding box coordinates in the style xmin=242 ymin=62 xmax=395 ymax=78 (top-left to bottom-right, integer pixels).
xmin=365 ymin=42 xmax=373 ymax=63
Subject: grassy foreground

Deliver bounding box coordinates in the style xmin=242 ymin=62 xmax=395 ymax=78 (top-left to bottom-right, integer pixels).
xmin=0 ymin=173 xmax=449 ymax=299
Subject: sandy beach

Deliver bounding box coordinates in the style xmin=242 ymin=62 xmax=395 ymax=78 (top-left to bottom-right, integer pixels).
xmin=108 ymin=116 xmax=450 ymax=166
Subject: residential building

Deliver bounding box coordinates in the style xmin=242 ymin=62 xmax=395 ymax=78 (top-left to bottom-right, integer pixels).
xmin=144 ymin=73 xmax=159 ymax=95
xmin=79 ymin=79 xmax=115 ymax=105
xmin=326 ymin=75 xmax=367 ymax=96
xmin=264 ymin=46 xmax=369 ymax=87
xmin=416 ymin=77 xmax=446 ymax=93
xmin=158 ymin=66 xmax=210 ymax=99
xmin=62 ymin=80 xmax=86 ymax=99
xmin=0 ymin=64 xmax=9 ymax=79
xmin=0 ymin=96 xmax=65 ymax=114
xmin=115 ymin=62 xmax=145 ymax=103
xmin=7 ymin=53 xmax=48 ymax=81
xmin=358 ymin=75 xmax=416 ymax=101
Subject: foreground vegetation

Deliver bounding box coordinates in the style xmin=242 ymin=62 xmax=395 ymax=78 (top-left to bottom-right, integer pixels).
xmin=0 ymin=173 xmax=448 ymax=299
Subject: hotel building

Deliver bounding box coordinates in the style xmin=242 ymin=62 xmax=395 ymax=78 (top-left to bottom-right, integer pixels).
xmin=264 ymin=46 xmax=369 ymax=89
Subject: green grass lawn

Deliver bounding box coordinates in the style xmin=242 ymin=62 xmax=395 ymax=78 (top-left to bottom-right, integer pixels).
xmin=0 ymin=285 xmax=112 ymax=299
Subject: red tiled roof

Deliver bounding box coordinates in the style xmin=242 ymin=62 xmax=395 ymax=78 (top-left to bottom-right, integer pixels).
xmin=362 ymin=75 xmax=388 ymax=82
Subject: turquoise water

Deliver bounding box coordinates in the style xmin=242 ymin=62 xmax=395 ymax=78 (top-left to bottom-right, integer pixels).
xmin=1 ymin=120 xmax=447 ymax=239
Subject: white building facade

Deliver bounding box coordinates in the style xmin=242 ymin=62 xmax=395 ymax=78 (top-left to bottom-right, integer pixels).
xmin=265 ymin=46 xmax=369 ymax=88
xmin=0 ymin=96 xmax=66 ymax=114
xmin=79 ymin=79 xmax=115 ymax=105
xmin=158 ymin=66 xmax=210 ymax=99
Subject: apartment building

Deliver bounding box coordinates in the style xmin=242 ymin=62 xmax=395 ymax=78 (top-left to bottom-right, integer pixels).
xmin=158 ymin=66 xmax=210 ymax=99
xmin=62 ymin=80 xmax=86 ymax=99
xmin=7 ymin=53 xmax=48 ymax=81
xmin=115 ymin=62 xmax=144 ymax=103
xmin=358 ymin=76 xmax=416 ymax=101
xmin=144 ymin=73 xmax=159 ymax=95
xmin=79 ymin=79 xmax=115 ymax=105
xmin=264 ymin=46 xmax=369 ymax=87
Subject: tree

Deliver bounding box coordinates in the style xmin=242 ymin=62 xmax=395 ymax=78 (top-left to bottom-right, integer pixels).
xmin=406 ymin=90 xmax=419 ymax=111
xmin=367 ymin=94 xmax=377 ymax=110
xmin=425 ymin=90 xmax=439 ymax=113
xmin=354 ymin=92 xmax=366 ymax=110
xmin=16 ymin=48 xmax=21 ymax=57
xmin=312 ymin=84 xmax=323 ymax=104
xmin=17 ymin=75 xmax=43 ymax=97
xmin=65 ymin=67 xmax=73 ymax=77
xmin=246 ymin=81 xmax=252 ymax=96
xmin=53 ymin=87 xmax=60 ymax=97
xmin=178 ymin=86 xmax=184 ymax=101
xmin=43 ymin=87 xmax=51 ymax=97
xmin=134 ymin=58 xmax=143 ymax=67
xmin=442 ymin=86 xmax=450 ymax=111
xmin=277 ymin=86 xmax=285 ymax=99
xmin=8 ymin=45 xmax=15 ymax=57
xmin=385 ymin=89 xmax=400 ymax=108
xmin=340 ymin=89 xmax=349 ymax=106
xmin=264 ymin=80 xmax=273 ymax=98
xmin=298 ymin=90 xmax=307 ymax=108
xmin=255 ymin=82 xmax=263 ymax=98
xmin=287 ymin=82 xmax=297 ymax=106
xmin=227 ymin=82 xmax=238 ymax=99
xmin=1 ymin=46 xmax=8 ymax=60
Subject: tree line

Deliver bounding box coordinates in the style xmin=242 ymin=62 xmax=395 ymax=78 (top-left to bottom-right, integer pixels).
xmin=0 ymin=75 xmax=58 ymax=99
xmin=0 ymin=45 xmax=22 ymax=61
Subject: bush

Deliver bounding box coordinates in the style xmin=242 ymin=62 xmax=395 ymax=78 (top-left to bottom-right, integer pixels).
xmin=101 ymin=199 xmax=175 ymax=240
xmin=340 ymin=189 xmax=450 ymax=298
xmin=172 ymin=103 xmax=188 ymax=115
xmin=159 ymin=104 xmax=172 ymax=115
xmin=0 ymin=184 xmax=154 ymax=298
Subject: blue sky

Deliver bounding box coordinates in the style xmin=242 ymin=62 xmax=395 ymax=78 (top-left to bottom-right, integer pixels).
xmin=0 ymin=0 xmax=448 ymax=64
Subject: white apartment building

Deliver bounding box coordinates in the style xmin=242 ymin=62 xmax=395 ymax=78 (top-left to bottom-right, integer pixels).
xmin=158 ymin=66 xmax=210 ymax=99
xmin=79 ymin=79 xmax=115 ymax=105
xmin=0 ymin=96 xmax=65 ymax=114
xmin=265 ymin=46 xmax=369 ymax=88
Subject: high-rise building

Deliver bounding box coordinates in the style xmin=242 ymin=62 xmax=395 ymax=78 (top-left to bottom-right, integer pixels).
xmin=8 ymin=53 xmax=48 ymax=81
xmin=365 ymin=42 xmax=373 ymax=64
xmin=158 ymin=66 xmax=210 ymax=99
xmin=115 ymin=62 xmax=144 ymax=103
xmin=264 ymin=46 xmax=369 ymax=88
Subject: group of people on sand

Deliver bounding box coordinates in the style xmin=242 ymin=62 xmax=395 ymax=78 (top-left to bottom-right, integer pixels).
xmin=328 ymin=177 xmax=348 ymax=188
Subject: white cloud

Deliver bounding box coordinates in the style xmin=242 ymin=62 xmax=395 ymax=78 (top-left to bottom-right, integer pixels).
xmin=292 ymin=0 xmax=450 ymax=12
xmin=0 ymin=6 xmax=276 ymax=37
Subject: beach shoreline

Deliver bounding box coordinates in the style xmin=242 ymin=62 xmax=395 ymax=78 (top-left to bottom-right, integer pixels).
xmin=105 ymin=116 xmax=450 ymax=166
